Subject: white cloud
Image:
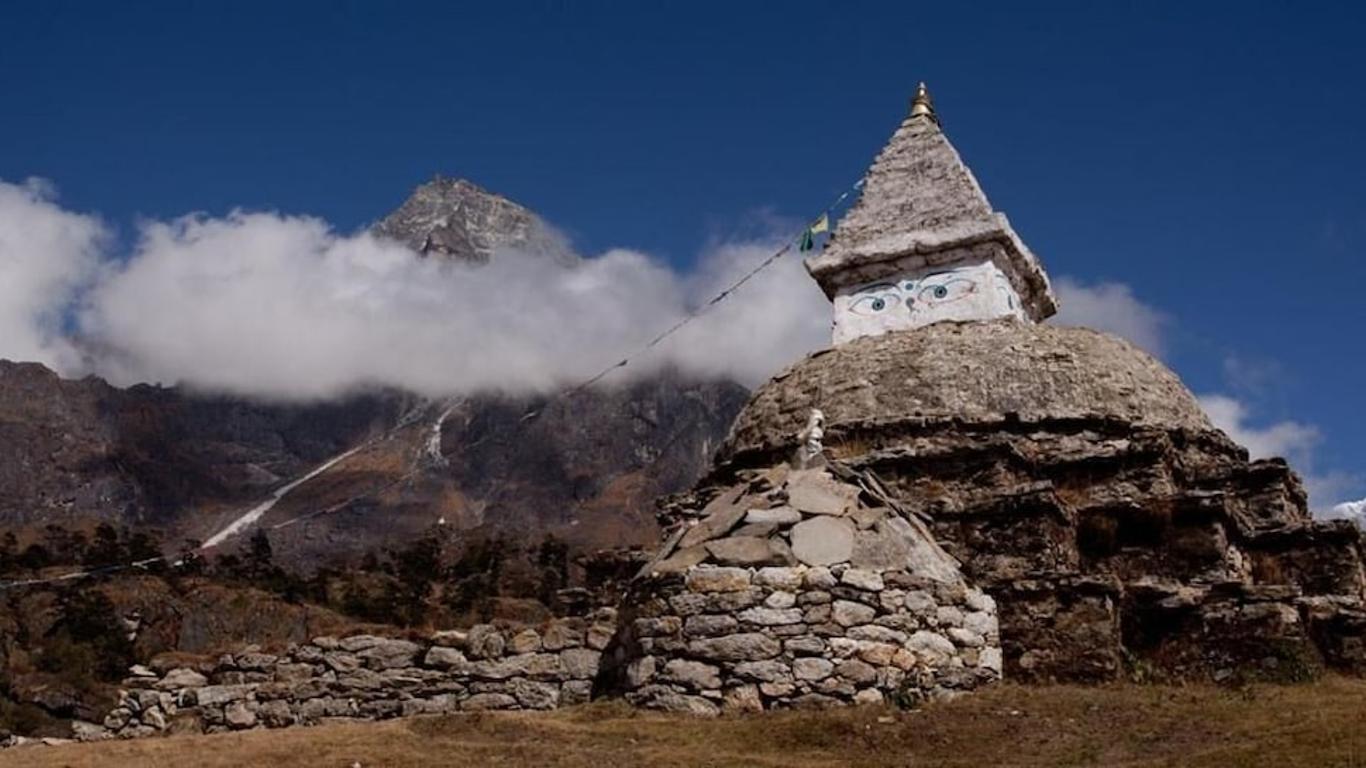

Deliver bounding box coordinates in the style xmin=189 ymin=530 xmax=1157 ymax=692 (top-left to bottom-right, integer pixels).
xmin=1050 ymin=276 xmax=1168 ymax=357
xmin=1197 ymin=393 xmax=1360 ymax=514
xmin=0 ymin=179 xmax=107 ymax=374
xmin=3 ymin=181 xmax=1185 ymax=399
xmin=663 ymin=240 xmax=829 ymax=383
xmin=82 ymin=211 xmax=677 ymax=398
xmin=1197 ymin=394 xmax=1321 ymax=464
xmin=0 ymin=180 xmax=833 ymax=400
xmin=1326 ymin=498 xmax=1365 ymax=528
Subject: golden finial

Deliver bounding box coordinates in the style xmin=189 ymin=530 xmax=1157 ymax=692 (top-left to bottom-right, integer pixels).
xmin=909 ymin=81 xmax=938 ymax=123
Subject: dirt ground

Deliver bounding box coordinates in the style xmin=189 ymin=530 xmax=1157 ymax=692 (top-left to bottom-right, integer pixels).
xmin=7 ymin=677 xmax=1366 ymax=768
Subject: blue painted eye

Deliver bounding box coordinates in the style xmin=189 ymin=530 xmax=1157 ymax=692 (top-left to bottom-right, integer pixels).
xmin=849 ymin=290 xmax=900 ymax=316
xmin=918 ymin=277 xmax=976 ymax=304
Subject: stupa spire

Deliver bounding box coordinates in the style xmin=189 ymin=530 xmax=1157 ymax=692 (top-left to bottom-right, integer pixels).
xmin=805 ymin=84 xmax=1057 ymax=345
xmin=908 ymin=81 xmax=937 ymax=123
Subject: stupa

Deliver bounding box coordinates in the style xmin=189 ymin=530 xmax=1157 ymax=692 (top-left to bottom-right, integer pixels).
xmin=605 ymin=84 xmax=1366 ymax=711
xmin=806 ymin=82 xmax=1056 ymax=344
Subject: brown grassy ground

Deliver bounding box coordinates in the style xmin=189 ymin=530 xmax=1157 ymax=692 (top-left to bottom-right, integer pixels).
xmin=8 ymin=677 xmax=1366 ymax=768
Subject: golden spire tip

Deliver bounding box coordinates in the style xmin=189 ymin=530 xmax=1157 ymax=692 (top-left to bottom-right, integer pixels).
xmin=909 ymin=81 xmax=938 ymax=123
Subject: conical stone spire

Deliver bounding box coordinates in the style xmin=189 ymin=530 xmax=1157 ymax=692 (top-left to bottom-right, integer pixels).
xmin=806 ymin=84 xmax=1057 ymax=345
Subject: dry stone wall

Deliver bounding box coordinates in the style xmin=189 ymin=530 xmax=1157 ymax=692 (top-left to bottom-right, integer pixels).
xmin=83 ymin=610 xmax=616 ymax=741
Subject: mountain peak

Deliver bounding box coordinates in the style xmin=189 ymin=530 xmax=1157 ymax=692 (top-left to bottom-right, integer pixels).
xmin=374 ymin=176 xmax=576 ymax=266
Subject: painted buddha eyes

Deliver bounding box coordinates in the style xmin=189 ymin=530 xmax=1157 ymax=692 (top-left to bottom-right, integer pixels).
xmin=849 ymin=289 xmax=899 ymax=316
xmin=848 ymin=273 xmax=979 ymax=317
xmin=917 ymin=277 xmax=975 ymax=304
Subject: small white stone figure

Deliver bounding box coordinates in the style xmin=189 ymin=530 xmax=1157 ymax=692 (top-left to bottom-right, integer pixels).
xmin=795 ymin=408 xmax=826 ymax=468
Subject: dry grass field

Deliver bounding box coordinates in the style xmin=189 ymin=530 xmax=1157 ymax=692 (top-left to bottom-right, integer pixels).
xmin=7 ymin=677 xmax=1366 ymax=768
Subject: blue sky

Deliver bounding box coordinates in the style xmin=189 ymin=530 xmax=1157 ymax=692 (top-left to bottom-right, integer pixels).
xmin=2 ymin=1 xmax=1363 ymax=505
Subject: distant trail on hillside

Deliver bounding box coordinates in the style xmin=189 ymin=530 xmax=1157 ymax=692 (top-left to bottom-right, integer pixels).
xmin=201 ymin=445 xmax=364 ymax=549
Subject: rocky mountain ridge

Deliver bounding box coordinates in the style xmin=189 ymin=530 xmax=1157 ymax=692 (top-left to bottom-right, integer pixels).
xmin=0 ymin=178 xmax=745 ymax=568
xmin=373 ymin=177 xmax=576 ymax=265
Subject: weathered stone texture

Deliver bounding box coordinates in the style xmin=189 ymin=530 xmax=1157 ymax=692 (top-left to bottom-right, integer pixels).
xmin=801 ymin=110 xmax=1055 ymax=320
xmin=700 ymin=318 xmax=1366 ymax=685
xmin=92 ymin=610 xmax=617 ymax=742
xmin=721 ymin=321 xmax=1214 ymax=463
xmin=615 ymin=464 xmax=1001 ymax=712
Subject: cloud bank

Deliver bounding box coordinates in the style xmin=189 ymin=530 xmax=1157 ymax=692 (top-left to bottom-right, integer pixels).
xmin=1197 ymin=393 xmax=1358 ymax=514
xmin=1327 ymin=499 xmax=1366 ymax=526
xmin=0 ymin=180 xmax=106 ymax=373
xmin=1051 ymin=276 xmax=1168 ymax=357
xmin=1040 ymin=270 xmax=1355 ymax=515
xmin=0 ymin=177 xmax=1191 ymax=401
xmin=0 ymin=178 xmax=832 ymax=399
xmin=1196 ymin=395 xmax=1322 ymax=464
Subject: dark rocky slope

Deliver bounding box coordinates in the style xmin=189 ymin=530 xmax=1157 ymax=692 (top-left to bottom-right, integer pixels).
xmin=0 ymin=177 xmax=747 ymax=568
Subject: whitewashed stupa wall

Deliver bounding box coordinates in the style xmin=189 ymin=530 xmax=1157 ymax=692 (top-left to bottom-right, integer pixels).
xmin=830 ymin=258 xmax=1024 ymax=345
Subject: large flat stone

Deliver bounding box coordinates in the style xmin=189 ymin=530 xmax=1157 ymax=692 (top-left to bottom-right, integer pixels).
xmin=849 ymin=506 xmax=889 ymax=529
xmin=754 ymin=567 xmax=805 ymax=590
xmin=560 ymin=648 xmax=603 ymax=679
xmin=357 ymin=638 xmax=421 ymax=670
xmin=745 ymin=506 xmax=802 ymax=525
xmin=786 ymin=470 xmax=857 ymax=516
xmin=192 ymin=684 xmax=255 ymax=708
xmin=662 ymin=659 xmax=722 ymax=690
xmin=155 ymin=668 xmax=207 ymax=691
xmin=840 ymin=567 xmax=885 ymax=591
xmin=651 ymin=545 xmax=710 ymax=575
xmin=732 ymin=522 xmax=779 ymax=538
xmin=687 ymin=633 xmax=781 ymax=662
xmin=831 ymin=599 xmax=877 ymax=627
xmin=678 ymin=492 xmax=748 ymax=549
xmin=737 ymin=606 xmax=804 ymax=626
xmin=705 ymin=536 xmax=788 ymax=567
xmin=224 ymin=701 xmax=256 ymax=730
xmin=884 ymin=516 xmax=963 ymax=583
xmin=790 ymin=517 xmax=855 ymax=566
xmin=792 ymin=657 xmax=834 ymax=681
xmin=423 ymin=646 xmax=469 ymax=670
xmin=640 ymin=525 xmax=688 ymax=575
xmin=851 ymin=522 xmax=913 ymax=570
xmin=685 ymin=567 xmax=752 ymax=593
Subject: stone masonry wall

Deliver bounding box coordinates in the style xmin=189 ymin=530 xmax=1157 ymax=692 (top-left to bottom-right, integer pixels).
xmin=82 ymin=609 xmax=617 ymax=742
xmin=609 ymin=564 xmax=1001 ymax=714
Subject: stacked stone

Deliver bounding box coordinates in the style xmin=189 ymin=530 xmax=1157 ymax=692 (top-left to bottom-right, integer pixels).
xmin=86 ymin=610 xmax=615 ymax=741
xmin=714 ymin=321 xmax=1366 ymax=682
xmin=610 ymin=463 xmax=1001 ymax=713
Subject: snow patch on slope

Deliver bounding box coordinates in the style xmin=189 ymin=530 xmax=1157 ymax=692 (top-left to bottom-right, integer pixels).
xmin=202 ymin=446 xmax=363 ymax=548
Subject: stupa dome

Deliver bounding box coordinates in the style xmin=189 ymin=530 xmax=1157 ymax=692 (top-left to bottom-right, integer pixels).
xmin=722 ymin=319 xmax=1213 ymax=465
